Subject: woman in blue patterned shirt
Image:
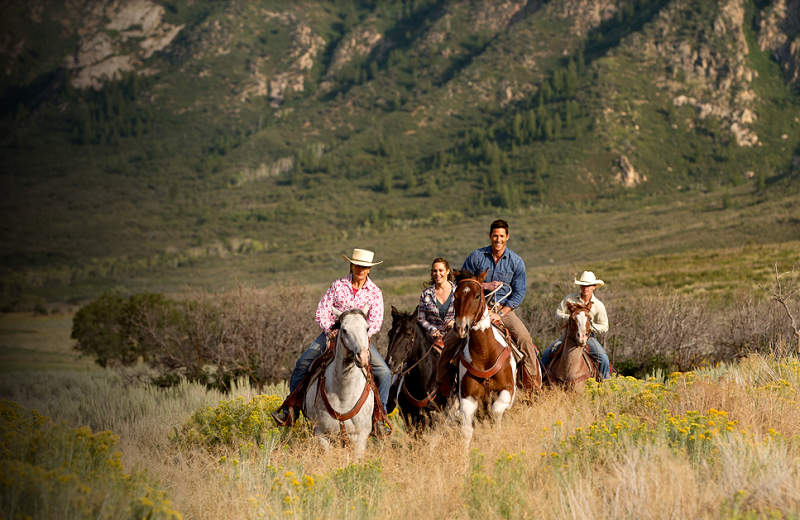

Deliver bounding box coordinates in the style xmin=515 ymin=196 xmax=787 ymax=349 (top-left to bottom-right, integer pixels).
xmin=418 ymin=257 xmax=456 ymax=342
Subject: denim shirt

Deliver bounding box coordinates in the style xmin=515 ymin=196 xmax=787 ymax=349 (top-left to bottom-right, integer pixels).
xmin=461 ymin=246 xmax=527 ymax=309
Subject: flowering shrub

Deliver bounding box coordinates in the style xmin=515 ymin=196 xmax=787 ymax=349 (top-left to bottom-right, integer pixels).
xmin=548 ymin=408 xmax=759 ymax=469
xmin=172 ymin=394 xmax=287 ymax=448
xmin=0 ymin=400 xmax=181 ymax=520
xmin=583 ymin=373 xmax=698 ymax=417
xmin=466 ymin=450 xmax=527 ymax=519
xmin=243 ymin=460 xmax=383 ymax=519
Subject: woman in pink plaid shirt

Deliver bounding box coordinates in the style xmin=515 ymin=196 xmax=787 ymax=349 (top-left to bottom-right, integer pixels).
xmin=273 ymin=248 xmax=391 ymax=425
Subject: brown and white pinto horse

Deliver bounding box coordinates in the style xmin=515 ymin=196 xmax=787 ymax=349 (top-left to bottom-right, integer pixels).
xmin=452 ymin=269 xmax=516 ymax=446
xmin=546 ymin=302 xmax=599 ymax=393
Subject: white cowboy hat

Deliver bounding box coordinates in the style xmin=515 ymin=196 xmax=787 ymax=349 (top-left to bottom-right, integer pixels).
xmin=342 ymin=248 xmax=383 ymax=267
xmin=574 ymin=271 xmax=605 ymax=287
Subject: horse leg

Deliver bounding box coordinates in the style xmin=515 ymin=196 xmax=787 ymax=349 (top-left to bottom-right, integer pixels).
xmin=459 ymin=396 xmax=478 ymax=447
xmin=314 ymin=428 xmax=332 ymax=453
xmin=350 ymin=431 xmax=369 ymax=460
xmin=491 ymin=389 xmax=513 ymax=429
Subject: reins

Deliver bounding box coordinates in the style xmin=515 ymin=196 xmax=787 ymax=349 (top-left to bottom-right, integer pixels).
xmin=456 ymin=278 xmax=487 ymax=329
xmin=389 ymin=320 xmax=443 ymax=409
xmin=545 ymin=307 xmax=597 ymax=385
xmin=456 ymin=277 xmax=512 ymax=394
xmin=314 ymin=337 xmax=386 ymax=445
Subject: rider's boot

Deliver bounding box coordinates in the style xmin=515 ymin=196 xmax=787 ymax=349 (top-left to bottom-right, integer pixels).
xmin=271 ymin=406 xmax=298 ymax=427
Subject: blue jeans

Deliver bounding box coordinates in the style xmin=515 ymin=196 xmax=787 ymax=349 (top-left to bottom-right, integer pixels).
xmin=541 ymin=336 xmax=610 ymax=379
xmin=289 ymin=332 xmax=391 ymax=408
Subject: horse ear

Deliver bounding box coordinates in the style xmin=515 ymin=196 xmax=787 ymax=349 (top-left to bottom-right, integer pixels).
xmin=361 ymin=303 xmax=370 ymax=316
xmin=476 ymin=268 xmax=489 ymax=284
xmin=332 ymin=307 xmax=343 ymax=318
xmin=412 ymin=305 xmax=419 ymax=318
xmin=391 ymin=306 xmax=399 ymax=318
xmin=584 ymin=301 xmax=593 ymax=311
xmin=566 ymin=302 xmax=576 ymax=313
xmin=451 ymin=269 xmax=460 ymax=279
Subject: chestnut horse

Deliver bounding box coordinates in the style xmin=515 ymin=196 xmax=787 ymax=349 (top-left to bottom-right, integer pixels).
xmin=452 ymin=269 xmax=516 ymax=446
xmin=545 ymin=302 xmax=599 ymax=393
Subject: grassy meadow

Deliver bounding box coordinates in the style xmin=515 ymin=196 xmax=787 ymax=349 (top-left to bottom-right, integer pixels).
xmin=1 ymin=236 xmax=799 ymax=518
xmin=2 ymin=352 xmax=800 ymax=519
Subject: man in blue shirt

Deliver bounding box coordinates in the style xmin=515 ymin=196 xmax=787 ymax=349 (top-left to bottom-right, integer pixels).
xmin=436 ymin=219 xmax=538 ymax=397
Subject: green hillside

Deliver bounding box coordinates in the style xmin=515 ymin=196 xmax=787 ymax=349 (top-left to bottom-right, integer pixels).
xmin=1 ymin=0 xmax=799 ymax=307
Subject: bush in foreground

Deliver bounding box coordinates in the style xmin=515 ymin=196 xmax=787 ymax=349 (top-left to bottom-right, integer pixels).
xmin=0 ymin=400 xmax=181 ymax=520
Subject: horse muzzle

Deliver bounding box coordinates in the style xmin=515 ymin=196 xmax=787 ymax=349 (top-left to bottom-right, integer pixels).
xmin=455 ymin=319 xmax=469 ymax=338
xmin=354 ymin=348 xmax=370 ymax=368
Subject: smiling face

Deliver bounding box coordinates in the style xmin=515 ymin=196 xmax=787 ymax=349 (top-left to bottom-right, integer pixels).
xmin=489 ymin=228 xmax=508 ymax=257
xmin=431 ymin=262 xmax=450 ymax=286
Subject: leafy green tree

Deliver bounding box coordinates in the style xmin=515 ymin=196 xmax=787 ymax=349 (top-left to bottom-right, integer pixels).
xmin=72 ymin=292 xmax=129 ymax=368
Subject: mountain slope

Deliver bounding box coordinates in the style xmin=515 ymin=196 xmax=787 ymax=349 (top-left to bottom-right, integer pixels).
xmin=0 ymin=0 xmax=798 ymax=305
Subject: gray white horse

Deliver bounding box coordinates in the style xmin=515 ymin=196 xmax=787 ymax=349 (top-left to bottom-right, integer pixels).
xmin=304 ymin=305 xmax=375 ymax=459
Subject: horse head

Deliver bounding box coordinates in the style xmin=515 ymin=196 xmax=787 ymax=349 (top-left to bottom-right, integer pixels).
xmin=566 ymin=301 xmax=593 ymax=347
xmin=386 ymin=306 xmax=419 ymax=374
xmin=452 ymin=268 xmax=489 ymax=338
xmin=331 ymin=304 xmax=371 ymax=368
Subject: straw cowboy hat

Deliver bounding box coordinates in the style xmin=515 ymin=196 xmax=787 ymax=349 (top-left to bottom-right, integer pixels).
xmin=342 ymin=248 xmax=383 ymax=267
xmin=574 ymin=271 xmax=605 ymax=287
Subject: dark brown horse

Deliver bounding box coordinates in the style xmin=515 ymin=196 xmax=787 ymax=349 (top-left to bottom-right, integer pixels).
xmin=385 ymin=306 xmax=441 ymax=428
xmin=452 ymin=269 xmax=516 ymax=447
xmin=545 ymin=302 xmax=599 ymax=392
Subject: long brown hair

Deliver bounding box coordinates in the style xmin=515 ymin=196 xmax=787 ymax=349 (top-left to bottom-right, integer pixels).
xmin=425 ymin=257 xmax=456 ymax=287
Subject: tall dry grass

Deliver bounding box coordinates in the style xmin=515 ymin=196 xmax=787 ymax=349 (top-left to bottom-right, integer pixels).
xmin=2 ymin=350 xmax=800 ymax=519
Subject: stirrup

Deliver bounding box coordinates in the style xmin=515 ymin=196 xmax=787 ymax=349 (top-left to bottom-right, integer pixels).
xmin=271 ymin=407 xmax=295 ymax=427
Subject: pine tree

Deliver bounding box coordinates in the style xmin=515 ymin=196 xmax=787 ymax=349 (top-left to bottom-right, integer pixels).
xmin=513 ymin=113 xmax=523 ymax=143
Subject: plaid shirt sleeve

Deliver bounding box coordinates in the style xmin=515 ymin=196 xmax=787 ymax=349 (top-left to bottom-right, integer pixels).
xmin=418 ymin=286 xmax=439 ymax=336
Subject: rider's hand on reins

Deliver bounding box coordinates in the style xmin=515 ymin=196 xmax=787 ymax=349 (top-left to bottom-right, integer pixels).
xmin=489 ymin=312 xmax=503 ymax=324
xmin=482 ymin=281 xmax=502 ymax=292
xmin=326 ymin=329 xmax=339 ymax=340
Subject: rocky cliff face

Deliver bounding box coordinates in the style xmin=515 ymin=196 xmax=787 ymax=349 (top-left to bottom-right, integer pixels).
xmin=758 ymin=0 xmax=800 ymax=88
xmin=62 ymin=0 xmax=184 ymax=89
xmin=609 ymin=0 xmax=760 ymax=147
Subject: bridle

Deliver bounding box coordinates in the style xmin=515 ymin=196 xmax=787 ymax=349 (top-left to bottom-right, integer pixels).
xmin=455 ymin=278 xmax=487 ymax=329
xmin=389 ymin=318 xmax=439 ymax=378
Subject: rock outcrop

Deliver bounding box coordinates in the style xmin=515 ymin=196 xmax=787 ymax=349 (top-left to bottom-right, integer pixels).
xmin=633 ymin=0 xmax=759 ymax=146
xmin=758 ymin=0 xmax=800 ymax=87
xmin=615 ymin=155 xmax=645 ymax=187
xmin=324 ymin=21 xmax=383 ymax=79
xmin=550 ymin=0 xmax=620 ymax=36
xmin=62 ymin=0 xmax=184 ymax=89
xmin=262 ymin=11 xmax=325 ymax=107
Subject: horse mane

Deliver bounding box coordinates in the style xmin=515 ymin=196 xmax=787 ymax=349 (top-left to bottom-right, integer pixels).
xmin=454 ymin=269 xmax=477 ymax=283
xmin=388 ymin=307 xmax=419 ymax=338
xmin=329 ymin=308 xmax=368 ymax=330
